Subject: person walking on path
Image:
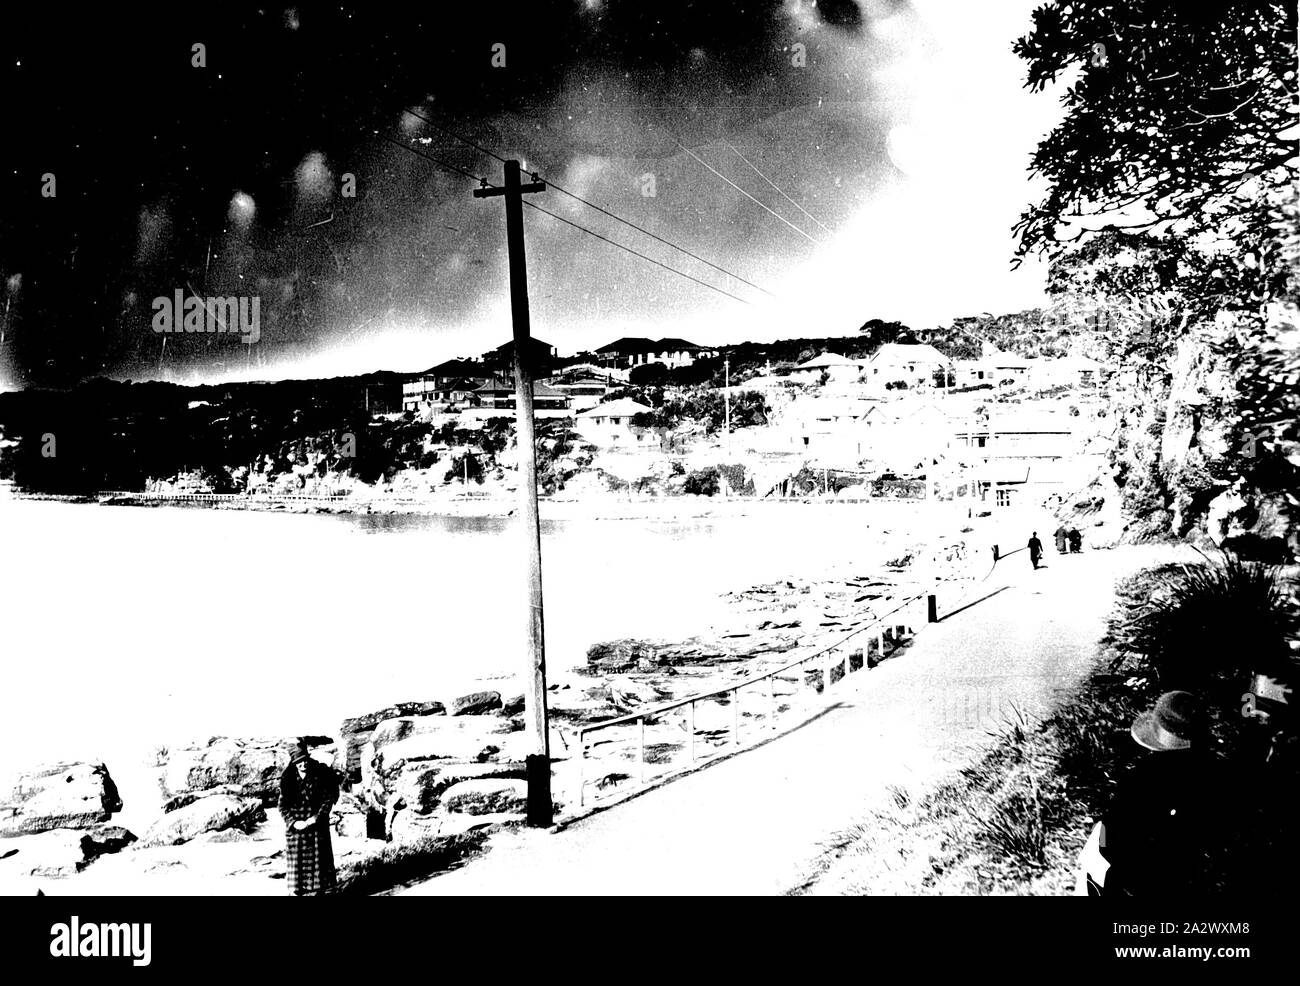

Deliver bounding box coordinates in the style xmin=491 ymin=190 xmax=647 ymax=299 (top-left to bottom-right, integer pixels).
xmin=279 ymin=740 xmax=339 ymax=896
xmin=1027 ymin=532 xmax=1044 ymax=569
xmin=1054 ymin=526 xmax=1068 ymax=555
xmin=1079 ymin=691 xmax=1222 ymax=896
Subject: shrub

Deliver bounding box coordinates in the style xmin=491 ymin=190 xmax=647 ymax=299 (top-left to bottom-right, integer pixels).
xmin=1111 ymin=551 xmax=1297 ymax=697
xmin=444 ymin=452 xmax=484 ymax=485
xmin=682 ymin=467 xmax=720 ymax=496
xmin=629 ymin=362 xmax=669 ymax=386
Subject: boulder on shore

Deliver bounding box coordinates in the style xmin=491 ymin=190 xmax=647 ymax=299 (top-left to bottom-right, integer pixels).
xmin=330 ymin=793 xmax=369 ymax=841
xmin=449 ymin=691 xmax=503 ymax=716
xmin=370 ymin=716 xmax=517 ymax=779
xmin=159 ymin=737 xmax=308 ymax=806
xmin=392 ymin=761 xmax=527 ymax=815
xmin=441 ymin=779 xmax=529 ymax=816
xmin=361 ymin=717 xmax=525 ymax=828
xmin=586 ymin=634 xmax=799 ymax=673
xmin=339 ymin=701 xmax=445 ymax=780
xmin=0 ymin=824 xmax=137 ymax=878
xmin=0 ymin=762 xmax=122 ymax=836
xmin=139 ymin=794 xmax=265 ymax=848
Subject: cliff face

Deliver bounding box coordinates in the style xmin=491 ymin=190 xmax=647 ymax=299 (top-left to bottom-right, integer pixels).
xmin=1069 ymin=330 xmax=1294 ymax=557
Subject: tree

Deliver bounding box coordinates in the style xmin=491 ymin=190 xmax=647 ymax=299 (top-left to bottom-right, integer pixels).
xmin=1013 ymin=2 xmax=1296 ymax=262
xmin=629 ymin=362 xmax=669 ymax=386
xmin=1016 ymin=1 xmax=1299 ymax=543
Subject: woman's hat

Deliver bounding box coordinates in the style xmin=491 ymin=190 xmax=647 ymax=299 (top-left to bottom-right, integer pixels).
xmin=1131 ymin=690 xmax=1203 ymax=751
xmin=289 ymin=739 xmax=311 ymax=765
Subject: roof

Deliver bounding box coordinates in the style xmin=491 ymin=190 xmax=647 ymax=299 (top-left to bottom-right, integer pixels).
xmin=990 ymin=410 xmax=1073 ymax=433
xmin=797 ymin=352 xmax=866 ymax=370
xmin=869 ymin=343 xmax=950 ymax=365
xmin=597 ymin=337 xmax=656 ymax=354
xmin=798 ymin=396 xmax=876 ymax=420
xmin=597 ymin=336 xmax=700 ymax=355
xmin=1053 ymin=355 xmax=1106 ymax=369
xmin=655 ymin=337 xmax=701 ymax=352
xmin=474 ymin=378 xmax=567 ymax=398
xmin=419 ymin=358 xmax=491 ymax=378
xmin=492 ymin=337 xmax=554 ymax=355
xmin=577 ymin=398 xmax=654 ymax=418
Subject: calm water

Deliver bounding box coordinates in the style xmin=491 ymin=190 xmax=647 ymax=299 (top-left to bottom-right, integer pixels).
xmin=0 ymin=498 xmax=920 ymax=763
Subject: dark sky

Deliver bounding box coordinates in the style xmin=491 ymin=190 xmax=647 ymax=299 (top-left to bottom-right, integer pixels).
xmin=0 ymin=1 xmax=913 ymax=387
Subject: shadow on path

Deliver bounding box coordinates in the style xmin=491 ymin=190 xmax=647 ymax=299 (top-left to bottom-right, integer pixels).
xmin=937 ymin=585 xmax=1010 ymax=622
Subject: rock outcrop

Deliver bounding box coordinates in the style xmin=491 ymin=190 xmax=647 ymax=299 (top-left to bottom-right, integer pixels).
xmin=139 ymin=794 xmax=265 ymax=848
xmin=0 ymin=762 xmax=122 ymax=836
xmin=586 ymin=633 xmax=799 ymax=673
xmin=339 ymin=701 xmax=445 ymax=781
xmin=440 ymin=779 xmax=528 ymax=816
xmin=158 ymin=736 xmax=306 ymax=806
xmin=357 ymin=711 xmax=531 ymax=840
xmin=448 ymin=691 xmax=502 ymax=716
xmin=0 ymin=824 xmax=136 ymax=878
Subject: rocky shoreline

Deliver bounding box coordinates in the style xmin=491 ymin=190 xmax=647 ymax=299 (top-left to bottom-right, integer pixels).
xmin=0 ymin=528 xmax=972 ymax=895
xmin=9 ymin=489 xmax=937 ymax=523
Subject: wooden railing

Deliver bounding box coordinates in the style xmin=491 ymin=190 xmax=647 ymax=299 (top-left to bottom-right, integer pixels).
xmin=574 ymin=574 xmax=973 ymax=810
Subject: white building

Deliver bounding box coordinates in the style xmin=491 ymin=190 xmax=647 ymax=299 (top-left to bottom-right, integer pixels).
xmin=575 ymin=398 xmax=657 ymax=448
xmin=787 ymin=352 xmax=868 ymax=386
xmin=863 ymin=343 xmax=951 ymax=392
xmin=950 ymin=409 xmax=1078 ymax=507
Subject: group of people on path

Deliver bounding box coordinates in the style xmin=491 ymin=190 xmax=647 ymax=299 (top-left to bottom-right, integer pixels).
xmin=1027 ymin=526 xmax=1083 ymax=569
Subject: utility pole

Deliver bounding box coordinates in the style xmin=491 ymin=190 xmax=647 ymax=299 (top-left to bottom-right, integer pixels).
xmin=474 ymin=160 xmax=552 ymax=826
xmin=724 ymin=357 xmax=731 ymax=456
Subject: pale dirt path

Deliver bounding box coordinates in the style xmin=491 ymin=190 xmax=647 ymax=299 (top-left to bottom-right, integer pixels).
xmin=401 ymin=543 xmax=1186 ymax=896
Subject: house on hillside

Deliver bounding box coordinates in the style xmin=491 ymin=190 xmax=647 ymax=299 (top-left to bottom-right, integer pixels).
xmin=861 ymin=400 xmax=951 ymax=473
xmin=983 ymin=346 xmax=1032 ymax=387
xmin=953 ymin=359 xmax=997 ymax=388
xmin=486 ymin=337 xmax=558 ymax=376
xmin=575 ymin=398 xmax=656 ymax=448
xmin=783 ymin=394 xmax=877 ymax=464
xmin=596 ymin=337 xmax=707 ymax=370
xmin=402 ymin=359 xmax=493 ymax=412
xmin=548 ymin=372 xmax=617 ymax=411
xmin=950 ymin=409 xmax=1077 ymax=507
xmin=463 ymin=377 xmax=571 ymax=419
xmin=1040 ymin=355 xmax=1108 ymax=389
xmin=863 ymin=343 xmax=951 ymax=392
xmin=787 ymin=352 xmax=868 ymax=385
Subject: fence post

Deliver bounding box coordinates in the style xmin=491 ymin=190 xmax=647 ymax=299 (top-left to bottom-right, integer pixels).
xmin=638 ymin=716 xmax=645 ymax=784
xmin=733 ymin=689 xmax=741 ymax=746
xmin=768 ymin=674 xmax=776 ymax=727
xmin=928 ymin=594 xmax=938 ymax=623
xmin=992 ymin=544 xmax=1000 ymax=562
xmin=578 ymin=731 xmax=586 ymax=808
xmin=688 ymin=701 xmax=696 ymax=762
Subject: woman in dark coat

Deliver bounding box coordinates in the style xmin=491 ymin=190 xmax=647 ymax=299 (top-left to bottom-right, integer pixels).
xmin=279 ymin=742 xmax=339 ymax=896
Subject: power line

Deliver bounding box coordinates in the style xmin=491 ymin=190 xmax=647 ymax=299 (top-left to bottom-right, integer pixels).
xmin=724 ymin=140 xmax=833 ymax=236
xmin=376 ymin=130 xmax=484 ymax=183
xmin=399 ymin=106 xmax=775 ymax=297
xmin=399 ymin=107 xmax=509 ymax=167
xmin=674 ymin=138 xmax=822 ymax=245
xmin=400 ymin=107 xmax=774 ymax=301
xmin=538 ymin=175 xmax=776 ymax=298
xmin=522 ymin=200 xmax=752 ymax=306
xmin=381 ymin=129 xmax=751 ymax=306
